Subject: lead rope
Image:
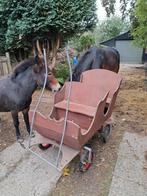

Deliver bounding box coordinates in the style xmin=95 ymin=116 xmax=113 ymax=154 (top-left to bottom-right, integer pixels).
xmin=56 ymin=45 xmax=73 ymax=167
xmin=28 ymin=48 xmax=48 ymax=148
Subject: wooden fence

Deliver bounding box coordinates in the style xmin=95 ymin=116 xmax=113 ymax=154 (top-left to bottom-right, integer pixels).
xmin=0 ymin=53 xmax=12 ymax=77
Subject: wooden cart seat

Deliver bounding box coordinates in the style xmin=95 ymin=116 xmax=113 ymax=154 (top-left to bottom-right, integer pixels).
xmin=55 ymin=100 xmax=96 ymax=117
xmin=54 ymin=83 xmax=108 ymax=118
xmin=80 ymin=69 xmax=122 ymax=102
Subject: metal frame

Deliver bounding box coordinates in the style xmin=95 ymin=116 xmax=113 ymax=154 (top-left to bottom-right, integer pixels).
xmin=26 ymin=46 xmax=73 ymax=171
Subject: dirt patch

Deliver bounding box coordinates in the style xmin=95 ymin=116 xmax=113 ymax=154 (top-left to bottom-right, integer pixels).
xmin=0 ymin=64 xmax=147 ymax=195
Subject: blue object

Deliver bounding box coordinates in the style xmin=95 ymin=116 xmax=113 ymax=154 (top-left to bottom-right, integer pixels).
xmin=73 ymin=56 xmax=78 ymax=65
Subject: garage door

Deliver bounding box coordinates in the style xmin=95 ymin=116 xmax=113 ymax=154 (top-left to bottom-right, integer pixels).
xmin=116 ymin=40 xmax=143 ymax=63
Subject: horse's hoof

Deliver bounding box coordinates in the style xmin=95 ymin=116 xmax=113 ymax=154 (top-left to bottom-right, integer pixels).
xmin=30 ymin=131 xmax=35 ymax=138
xmin=17 ymin=136 xmax=24 ymax=143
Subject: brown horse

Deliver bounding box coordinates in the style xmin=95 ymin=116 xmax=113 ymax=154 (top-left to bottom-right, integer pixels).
xmin=72 ymin=46 xmax=120 ymax=81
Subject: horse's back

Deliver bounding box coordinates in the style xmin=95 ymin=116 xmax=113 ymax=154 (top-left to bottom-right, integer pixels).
xmin=72 ymin=46 xmax=120 ymax=81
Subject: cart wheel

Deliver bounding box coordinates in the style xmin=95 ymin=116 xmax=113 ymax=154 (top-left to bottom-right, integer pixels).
xmin=38 ymin=143 xmax=52 ymax=150
xmin=79 ymin=146 xmax=93 ymax=172
xmin=101 ymin=124 xmax=112 ymax=143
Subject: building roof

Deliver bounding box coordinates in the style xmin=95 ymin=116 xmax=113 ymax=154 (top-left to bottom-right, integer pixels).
xmin=100 ymin=31 xmax=133 ymax=45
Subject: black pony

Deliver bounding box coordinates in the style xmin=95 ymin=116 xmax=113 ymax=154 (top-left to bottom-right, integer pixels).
xmin=72 ymin=46 xmax=120 ymax=81
xmin=0 ymin=55 xmax=60 ymax=141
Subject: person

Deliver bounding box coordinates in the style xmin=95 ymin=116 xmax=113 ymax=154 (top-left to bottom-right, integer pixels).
xmin=73 ymin=56 xmax=78 ymax=65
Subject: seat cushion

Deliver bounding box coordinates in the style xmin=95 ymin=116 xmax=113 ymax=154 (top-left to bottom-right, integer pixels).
xmin=55 ymin=100 xmax=96 ymax=117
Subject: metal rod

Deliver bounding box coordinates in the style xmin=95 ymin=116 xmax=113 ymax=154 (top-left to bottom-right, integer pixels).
xmin=28 ymin=148 xmax=61 ymax=171
xmin=56 ymin=45 xmax=73 ymax=167
xmin=28 ymin=45 xmax=73 ymax=170
xmin=28 ymin=48 xmax=48 ymax=148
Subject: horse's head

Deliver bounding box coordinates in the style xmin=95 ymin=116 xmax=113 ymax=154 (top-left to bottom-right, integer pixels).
xmin=33 ymin=40 xmax=60 ymax=91
xmin=33 ymin=55 xmax=61 ymax=92
xmin=47 ymin=72 xmax=61 ymax=92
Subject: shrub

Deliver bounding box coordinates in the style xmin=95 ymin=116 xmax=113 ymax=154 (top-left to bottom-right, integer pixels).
xmin=79 ymin=31 xmax=95 ymax=51
xmin=54 ymin=63 xmax=69 ymax=85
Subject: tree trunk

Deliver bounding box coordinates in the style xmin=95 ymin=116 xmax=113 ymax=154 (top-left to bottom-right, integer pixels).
xmin=18 ymin=48 xmax=23 ymax=61
xmin=6 ymin=52 xmax=12 ymax=73
xmin=51 ymin=34 xmax=60 ymax=69
xmin=45 ymin=39 xmax=50 ymax=69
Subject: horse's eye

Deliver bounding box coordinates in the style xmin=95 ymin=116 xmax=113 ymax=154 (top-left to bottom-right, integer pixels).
xmin=48 ymin=72 xmax=52 ymax=76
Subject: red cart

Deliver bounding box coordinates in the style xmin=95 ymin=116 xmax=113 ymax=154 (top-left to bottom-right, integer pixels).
xmin=29 ymin=69 xmax=122 ymax=171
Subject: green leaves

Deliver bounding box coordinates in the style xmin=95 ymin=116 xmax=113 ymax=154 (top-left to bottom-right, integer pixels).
xmin=132 ymin=0 xmax=147 ymax=47
xmin=101 ymin=0 xmax=116 ymax=17
xmin=79 ymin=31 xmax=95 ymax=51
xmin=94 ymin=16 xmax=130 ymax=43
xmin=54 ymin=63 xmax=69 ymax=85
xmin=0 ymin=0 xmax=97 ymax=54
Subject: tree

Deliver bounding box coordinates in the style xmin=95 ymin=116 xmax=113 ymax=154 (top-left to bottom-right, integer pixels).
xmin=77 ymin=31 xmax=95 ymax=51
xmin=101 ymin=0 xmax=116 ymax=17
xmin=0 ymin=0 xmax=97 ymax=65
xmin=100 ymin=0 xmax=137 ymax=21
xmin=132 ymin=0 xmax=147 ymax=47
xmin=94 ymin=16 xmax=129 ymax=43
xmin=120 ymin=0 xmax=137 ymax=20
xmin=0 ymin=0 xmax=32 ymax=58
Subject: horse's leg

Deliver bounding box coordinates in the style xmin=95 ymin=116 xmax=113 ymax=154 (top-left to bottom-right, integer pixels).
xmin=22 ymin=108 xmax=30 ymax=134
xmin=22 ymin=108 xmax=35 ymax=137
xmin=11 ymin=111 xmax=21 ymax=141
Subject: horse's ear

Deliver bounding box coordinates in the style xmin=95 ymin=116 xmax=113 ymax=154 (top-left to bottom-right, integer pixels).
xmin=36 ymin=40 xmax=43 ymax=58
xmin=37 ymin=40 xmax=45 ymax=68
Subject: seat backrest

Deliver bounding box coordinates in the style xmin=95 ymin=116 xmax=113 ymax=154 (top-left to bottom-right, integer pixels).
xmin=64 ymin=82 xmax=108 ymax=107
xmin=80 ymin=69 xmax=122 ymax=98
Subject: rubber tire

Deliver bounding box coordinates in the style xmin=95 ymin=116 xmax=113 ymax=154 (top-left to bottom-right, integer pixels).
xmin=101 ymin=124 xmax=111 ymax=143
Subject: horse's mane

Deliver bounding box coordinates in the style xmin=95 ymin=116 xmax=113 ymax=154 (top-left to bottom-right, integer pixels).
xmin=72 ymin=46 xmax=103 ymax=81
xmin=11 ymin=58 xmax=35 ymax=79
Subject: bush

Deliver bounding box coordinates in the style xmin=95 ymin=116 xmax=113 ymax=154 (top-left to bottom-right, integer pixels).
xmin=69 ymin=31 xmax=95 ymax=53
xmin=54 ymin=63 xmax=69 ymax=85
xmin=79 ymin=32 xmax=95 ymax=51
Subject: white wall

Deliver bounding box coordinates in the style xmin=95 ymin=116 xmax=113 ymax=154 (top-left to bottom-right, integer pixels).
xmin=116 ymin=40 xmax=143 ymax=64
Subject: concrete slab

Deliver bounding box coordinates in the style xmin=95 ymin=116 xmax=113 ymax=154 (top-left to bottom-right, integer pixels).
xmin=108 ymin=132 xmax=147 ymax=196
xmin=0 ymin=140 xmax=61 ymax=196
